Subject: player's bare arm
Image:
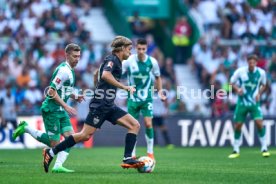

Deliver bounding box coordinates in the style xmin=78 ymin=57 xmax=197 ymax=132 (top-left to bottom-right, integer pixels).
xmin=155 ymin=76 xmax=166 ymax=101
xmin=47 ymin=87 xmax=76 ymax=115
xmin=70 ymin=93 xmax=85 ymax=103
xmin=102 ymin=71 xmax=136 ymax=94
xmin=94 ymin=69 xmax=99 ymax=86
xmin=230 ymin=82 xmax=243 ymax=96
xmin=256 ymin=83 xmax=267 ymax=101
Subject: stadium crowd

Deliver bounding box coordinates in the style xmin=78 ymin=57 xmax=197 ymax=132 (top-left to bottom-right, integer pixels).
xmin=0 ymin=0 xmax=275 ymax=122
xmin=0 ymin=0 xmax=180 ymax=121
xmin=185 ymin=0 xmax=276 ymax=117
xmin=0 ymin=0 xmax=95 ymax=116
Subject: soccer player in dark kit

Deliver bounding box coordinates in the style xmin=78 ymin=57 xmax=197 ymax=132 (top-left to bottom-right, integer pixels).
xmin=42 ymin=36 xmax=145 ymax=173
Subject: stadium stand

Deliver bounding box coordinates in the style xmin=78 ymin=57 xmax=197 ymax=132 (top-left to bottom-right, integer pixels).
xmin=0 ymin=0 xmax=275 ymax=120
xmin=184 ymin=0 xmax=276 ymax=117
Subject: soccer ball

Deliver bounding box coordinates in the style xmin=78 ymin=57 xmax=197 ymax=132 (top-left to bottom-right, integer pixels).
xmin=137 ymin=156 xmax=155 ymax=173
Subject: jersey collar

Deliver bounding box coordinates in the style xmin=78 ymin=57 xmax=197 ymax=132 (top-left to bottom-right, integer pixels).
xmin=65 ymin=61 xmax=73 ymax=70
xmin=247 ymin=66 xmax=257 ymax=73
xmin=136 ymin=54 xmax=148 ymax=62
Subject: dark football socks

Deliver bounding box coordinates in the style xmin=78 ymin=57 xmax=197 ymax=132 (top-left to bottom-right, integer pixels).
xmin=124 ymin=133 xmax=137 ymax=159
xmin=52 ymin=135 xmax=76 ymax=155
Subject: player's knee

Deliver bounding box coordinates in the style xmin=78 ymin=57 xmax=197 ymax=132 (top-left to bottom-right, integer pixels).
xmin=132 ymin=120 xmax=140 ymax=131
xmin=80 ymin=133 xmax=91 ymax=141
xmin=255 ymin=122 xmax=263 ymax=129
xmin=81 ymin=134 xmax=90 ymax=141
xmin=83 ymin=135 xmax=90 ymax=141
xmin=235 ymin=124 xmax=242 ymax=130
xmin=50 ymin=141 xmax=59 ymax=147
xmin=145 ymin=123 xmax=152 ymax=128
xmin=63 ymin=130 xmax=74 ymax=138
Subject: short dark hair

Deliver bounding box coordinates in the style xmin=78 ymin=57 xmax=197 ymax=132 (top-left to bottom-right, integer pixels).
xmin=65 ymin=43 xmax=81 ymax=54
xmin=136 ymin=38 xmax=147 ymax=45
xmin=247 ymin=54 xmax=258 ymax=61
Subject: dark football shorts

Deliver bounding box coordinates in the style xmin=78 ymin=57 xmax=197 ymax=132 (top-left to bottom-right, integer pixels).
xmin=85 ymin=105 xmax=127 ymax=128
xmin=153 ymin=116 xmax=164 ymax=126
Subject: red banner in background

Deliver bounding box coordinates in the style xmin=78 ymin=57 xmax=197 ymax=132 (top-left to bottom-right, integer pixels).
xmin=70 ymin=117 xmax=93 ymax=148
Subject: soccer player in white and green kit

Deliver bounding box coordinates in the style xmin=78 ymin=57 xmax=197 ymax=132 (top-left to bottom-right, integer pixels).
xmin=122 ymin=38 xmax=166 ymax=160
xmin=228 ymin=54 xmax=270 ymax=158
xmin=13 ymin=43 xmax=84 ymax=172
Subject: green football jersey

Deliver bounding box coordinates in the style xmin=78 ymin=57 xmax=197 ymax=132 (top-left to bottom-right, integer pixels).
xmin=230 ymin=66 xmax=266 ymax=106
xmin=41 ymin=62 xmax=76 ymax=112
xmin=122 ymin=54 xmax=160 ymax=102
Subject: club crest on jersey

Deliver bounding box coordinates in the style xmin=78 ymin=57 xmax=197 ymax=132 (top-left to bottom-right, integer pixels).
xmin=107 ymin=61 xmax=113 ymax=68
xmin=54 ymin=125 xmax=57 ymax=131
xmin=93 ymin=116 xmax=100 ymax=124
xmin=55 ymin=78 xmax=61 ymax=84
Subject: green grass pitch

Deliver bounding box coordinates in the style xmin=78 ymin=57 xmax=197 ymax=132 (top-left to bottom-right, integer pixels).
xmin=0 ymin=147 xmax=275 ymax=184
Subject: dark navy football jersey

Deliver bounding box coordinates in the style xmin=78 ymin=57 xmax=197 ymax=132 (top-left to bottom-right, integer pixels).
xmin=90 ymin=54 xmax=122 ymax=108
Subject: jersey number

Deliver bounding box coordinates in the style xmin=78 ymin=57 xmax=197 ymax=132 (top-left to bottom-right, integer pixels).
xmin=147 ymin=102 xmax=153 ymax=110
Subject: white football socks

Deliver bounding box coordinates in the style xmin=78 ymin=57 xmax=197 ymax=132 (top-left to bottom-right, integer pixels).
xmin=131 ymin=141 xmax=137 ymax=158
xmin=233 ymin=138 xmax=241 ymax=153
xmin=145 ymin=134 xmax=154 ymax=154
xmin=25 ymin=126 xmax=43 ymax=139
xmin=259 ymin=136 xmax=268 ymax=152
xmin=53 ymin=151 xmax=69 ymax=169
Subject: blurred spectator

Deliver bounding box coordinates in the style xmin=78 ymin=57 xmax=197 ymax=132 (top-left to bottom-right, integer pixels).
xmin=24 ymin=81 xmax=43 ymax=106
xmin=240 ymin=25 xmax=255 ymax=40
xmin=188 ymin=0 xmax=204 ymax=36
xmin=256 ymin=26 xmax=269 ymax=41
xmin=0 ymin=84 xmax=17 ymax=129
xmin=232 ymin=16 xmax=247 ymax=38
xmin=161 ymin=57 xmax=177 ymax=84
xmin=211 ymin=81 xmax=229 ymax=118
xmin=38 ymin=49 xmax=55 ymax=73
xmin=269 ymin=70 xmax=276 ymax=115
xmin=185 ymin=0 xmax=276 ymax=116
xmin=161 ymin=79 xmax=186 ymax=114
xmin=0 ymin=84 xmax=23 ymax=144
xmin=172 ymin=16 xmax=192 ymax=63
xmin=14 ymin=86 xmax=26 ymax=105
xmin=52 ymin=43 xmax=66 ymax=62
xmin=249 ymin=14 xmax=261 ymax=35
xmin=8 ymin=56 xmax=23 ymax=79
xmin=269 ymin=54 xmax=276 ymax=74
xmin=152 ymin=92 xmax=174 ymax=148
xmin=75 ymin=82 xmax=90 ymax=135
xmin=75 ymin=44 xmax=92 ymax=72
xmin=29 ymin=21 xmax=45 ymax=38
xmin=146 ymin=34 xmax=157 ymax=56
xmin=77 ymin=23 xmax=91 ymax=43
xmin=130 ymin=11 xmax=151 ymax=37
xmin=0 ymin=0 xmax=95 ymax=115
xmin=220 ymin=2 xmax=240 ymax=38
xmin=198 ymin=0 xmax=220 ymax=29
xmin=16 ymin=68 xmax=31 ymax=88
xmin=82 ymin=63 xmax=95 ymax=89
xmin=272 ymin=13 xmax=276 ymax=38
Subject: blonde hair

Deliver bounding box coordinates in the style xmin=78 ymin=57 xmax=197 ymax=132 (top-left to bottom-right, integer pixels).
xmin=111 ymin=36 xmax=132 ymax=53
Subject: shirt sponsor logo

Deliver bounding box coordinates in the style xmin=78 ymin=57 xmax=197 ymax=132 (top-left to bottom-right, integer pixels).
xmin=93 ymin=116 xmax=100 ymax=124
xmin=107 ymin=61 xmax=113 ymax=68
xmin=55 ymin=78 xmax=61 ymax=84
